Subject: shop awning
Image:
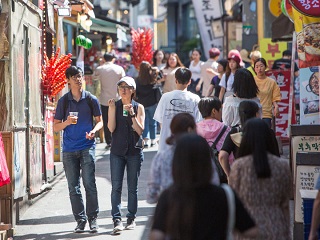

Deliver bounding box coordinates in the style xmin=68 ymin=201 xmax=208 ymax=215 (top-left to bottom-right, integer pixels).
xmin=63 ymin=18 xmax=119 ymax=34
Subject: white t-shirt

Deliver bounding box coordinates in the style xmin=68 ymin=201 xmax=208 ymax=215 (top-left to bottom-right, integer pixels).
xmin=219 ymin=73 xmax=235 ymax=92
xmin=154 ymin=90 xmax=202 ymax=152
xmin=189 ymin=60 xmax=203 ymax=81
xmin=222 ymin=96 xmax=262 ymax=127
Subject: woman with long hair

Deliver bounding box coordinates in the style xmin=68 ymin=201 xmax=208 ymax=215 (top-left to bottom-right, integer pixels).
xmin=219 ymin=100 xmax=261 ymax=178
xmin=149 ymin=134 xmax=258 ymax=240
xmin=152 ymin=49 xmax=166 ymax=70
xmin=159 ymin=53 xmax=184 ymax=93
xmin=188 ymin=48 xmax=203 ymax=96
xmin=218 ymin=50 xmax=242 ymax=102
xmin=147 ymin=113 xmax=204 ymax=203
xmin=108 ymin=76 xmax=145 ymax=232
xmin=254 ymin=58 xmax=281 ymax=128
xmin=136 ymin=61 xmax=160 ymax=147
xmin=229 ymin=118 xmax=291 ymax=239
xmin=222 ymin=68 xmax=261 ymax=127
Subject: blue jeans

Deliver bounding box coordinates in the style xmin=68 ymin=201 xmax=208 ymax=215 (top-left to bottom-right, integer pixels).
xmin=110 ymin=152 xmax=143 ymax=220
xmin=142 ymin=104 xmax=157 ymax=140
xmin=63 ymin=147 xmax=99 ymax=221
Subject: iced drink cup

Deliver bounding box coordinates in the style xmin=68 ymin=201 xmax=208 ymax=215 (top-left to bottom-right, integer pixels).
xmin=69 ymin=112 xmax=78 ymax=124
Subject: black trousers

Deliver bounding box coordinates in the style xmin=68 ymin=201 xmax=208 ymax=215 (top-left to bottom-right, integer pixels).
xmin=101 ymin=104 xmax=112 ymax=145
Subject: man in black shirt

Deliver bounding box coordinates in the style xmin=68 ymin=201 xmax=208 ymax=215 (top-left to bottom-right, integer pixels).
xmin=272 ymin=49 xmax=299 ymax=77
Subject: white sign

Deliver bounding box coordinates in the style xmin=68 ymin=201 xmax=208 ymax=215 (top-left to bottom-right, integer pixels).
xmin=192 ymin=0 xmax=224 ymax=59
xmin=138 ymin=15 xmax=153 ymax=28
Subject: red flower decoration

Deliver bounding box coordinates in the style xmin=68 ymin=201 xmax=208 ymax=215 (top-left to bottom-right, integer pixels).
xmin=131 ymin=27 xmax=153 ymax=69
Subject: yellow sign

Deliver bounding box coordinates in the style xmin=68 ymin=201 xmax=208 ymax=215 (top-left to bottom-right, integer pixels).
xmin=259 ymin=38 xmax=287 ymax=69
xmin=269 ymin=0 xmax=282 ymax=17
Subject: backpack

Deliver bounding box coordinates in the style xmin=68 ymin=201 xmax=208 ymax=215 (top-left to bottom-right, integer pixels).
xmin=62 ymin=91 xmax=94 ymax=121
xmin=209 ymin=125 xmax=228 ymax=183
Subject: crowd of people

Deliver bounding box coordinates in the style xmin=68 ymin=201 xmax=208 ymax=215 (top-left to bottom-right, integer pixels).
xmin=53 ymin=46 xmax=308 ymax=239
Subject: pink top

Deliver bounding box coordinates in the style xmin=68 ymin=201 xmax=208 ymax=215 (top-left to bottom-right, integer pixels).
xmin=197 ymin=119 xmax=234 ymax=163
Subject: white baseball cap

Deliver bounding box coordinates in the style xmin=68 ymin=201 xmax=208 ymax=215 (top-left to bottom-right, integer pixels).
xmin=117 ymin=76 xmax=136 ymax=90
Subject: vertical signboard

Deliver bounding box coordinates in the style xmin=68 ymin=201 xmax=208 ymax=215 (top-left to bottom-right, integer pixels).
xmin=266 ymin=70 xmax=293 ymax=139
xmin=192 ymin=0 xmax=224 ymax=59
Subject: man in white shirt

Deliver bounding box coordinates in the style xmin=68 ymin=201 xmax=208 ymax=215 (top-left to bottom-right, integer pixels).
xmin=93 ymin=53 xmax=125 ymax=149
xmin=154 ymin=67 xmax=202 ymax=152
xmin=198 ymin=48 xmax=220 ymax=97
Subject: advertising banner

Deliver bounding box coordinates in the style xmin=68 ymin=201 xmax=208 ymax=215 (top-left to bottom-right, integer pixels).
xmin=266 ymin=70 xmax=293 ymax=139
xmin=192 ymin=0 xmax=224 ymax=59
xmin=299 ymin=67 xmax=320 ymax=124
xmin=292 ymin=7 xmax=320 ymax=68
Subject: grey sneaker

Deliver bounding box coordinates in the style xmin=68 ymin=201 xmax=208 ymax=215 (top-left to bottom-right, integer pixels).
xmin=89 ymin=217 xmax=99 ymax=233
xmin=74 ymin=219 xmax=86 ymax=233
xmin=113 ymin=219 xmax=124 ymax=232
xmin=125 ymin=218 xmax=136 ymax=230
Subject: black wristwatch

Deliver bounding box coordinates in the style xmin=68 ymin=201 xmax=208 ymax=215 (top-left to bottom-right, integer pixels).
xmin=130 ymin=113 xmax=136 ymax=118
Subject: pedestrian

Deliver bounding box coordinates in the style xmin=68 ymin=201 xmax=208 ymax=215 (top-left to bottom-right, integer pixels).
xmin=222 ymin=68 xmax=261 ymax=127
xmin=272 ymin=49 xmax=299 ymax=77
xmin=187 ymin=48 xmax=203 ymax=96
xmin=206 ymin=58 xmax=228 ymax=98
xmin=218 ymin=51 xmax=242 ymax=102
xmin=135 ymin=61 xmax=159 ymax=147
xmin=197 ymin=97 xmax=232 ymax=183
xmin=107 ymin=76 xmax=145 ymax=233
xmin=197 ymin=97 xmax=232 ymax=161
xmin=308 ymin=175 xmax=320 ymax=240
xmin=240 ymin=49 xmax=251 ymax=68
xmin=154 ymin=67 xmax=202 ymax=152
xmin=159 ymin=53 xmax=184 ymax=93
xmin=254 ymin=58 xmax=281 ymax=128
xmin=152 ymin=49 xmax=166 ymax=70
xmin=198 ymin=47 xmax=221 ymax=97
xmin=229 ymin=118 xmax=291 ymax=239
xmin=219 ymin=100 xmax=260 ymax=179
xmin=93 ymin=52 xmax=125 ymax=149
xmin=247 ymin=50 xmax=262 ymax=76
xmin=53 ymin=66 xmax=103 ymax=233
xmin=147 ymin=113 xmax=217 ymax=204
xmin=149 ymin=134 xmax=258 ymax=240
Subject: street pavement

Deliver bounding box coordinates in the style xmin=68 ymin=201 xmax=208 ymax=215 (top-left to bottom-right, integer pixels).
xmin=13 ymin=142 xmax=293 ymax=240
xmin=13 ymin=143 xmax=158 ymax=240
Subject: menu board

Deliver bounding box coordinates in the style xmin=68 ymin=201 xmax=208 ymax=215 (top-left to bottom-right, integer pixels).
xmin=295 ymin=164 xmax=320 ymax=222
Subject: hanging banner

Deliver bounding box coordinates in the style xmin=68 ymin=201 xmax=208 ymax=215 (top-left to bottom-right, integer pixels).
xmin=299 ymin=67 xmax=320 ymax=124
xmin=292 ymin=7 xmax=320 ymax=68
xmin=191 ymin=0 xmax=224 ymax=59
xmin=266 ymin=70 xmax=294 ymax=139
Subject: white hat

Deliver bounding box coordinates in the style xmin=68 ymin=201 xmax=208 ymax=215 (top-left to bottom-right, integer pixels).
xmin=117 ymin=76 xmax=136 ymax=90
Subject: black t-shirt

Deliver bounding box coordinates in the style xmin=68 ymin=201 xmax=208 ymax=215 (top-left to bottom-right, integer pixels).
xmin=272 ymin=58 xmax=299 ymax=72
xmin=210 ymin=76 xmax=221 ymax=98
xmin=135 ymin=80 xmax=157 ymax=107
xmin=221 ymin=126 xmax=240 ymax=156
xmin=151 ymin=184 xmax=255 ymax=240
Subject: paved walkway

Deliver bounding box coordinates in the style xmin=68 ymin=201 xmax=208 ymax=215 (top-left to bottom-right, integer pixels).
xmin=13 ymin=142 xmax=293 ymax=240
xmin=14 ymin=143 xmax=158 ymax=240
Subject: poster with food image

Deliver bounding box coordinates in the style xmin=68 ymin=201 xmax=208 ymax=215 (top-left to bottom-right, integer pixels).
xmin=300 ymin=67 xmax=320 ymax=124
xmin=292 ymin=7 xmax=320 ymax=68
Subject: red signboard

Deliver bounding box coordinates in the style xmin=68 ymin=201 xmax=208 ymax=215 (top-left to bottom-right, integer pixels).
xmin=266 ymin=70 xmax=296 ymax=140
xmin=290 ymin=0 xmax=320 ymax=17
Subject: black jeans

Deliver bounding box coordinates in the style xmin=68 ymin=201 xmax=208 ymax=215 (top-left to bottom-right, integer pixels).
xmin=101 ymin=104 xmax=112 ymax=145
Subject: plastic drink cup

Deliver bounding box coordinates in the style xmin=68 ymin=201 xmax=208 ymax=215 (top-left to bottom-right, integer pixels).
xmin=69 ymin=112 xmax=78 ymax=124
xmin=123 ymin=109 xmax=128 ymax=117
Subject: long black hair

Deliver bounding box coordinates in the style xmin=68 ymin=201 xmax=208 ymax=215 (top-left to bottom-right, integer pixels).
xmin=166 ymin=134 xmax=212 ymax=239
xmin=238 ymin=100 xmax=260 ymax=127
xmin=237 ymin=118 xmax=280 ymax=178
xmin=232 ymin=68 xmax=259 ymax=98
